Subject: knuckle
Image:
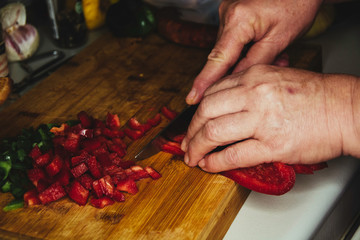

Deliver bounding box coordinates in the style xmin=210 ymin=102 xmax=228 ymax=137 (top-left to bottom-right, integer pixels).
xmin=197 ymin=99 xmax=211 ymax=119
xmin=208 ymin=48 xmax=226 ymax=62
xmin=223 ymin=147 xmax=241 ymax=167
xmin=203 ymin=120 xmax=221 ymax=142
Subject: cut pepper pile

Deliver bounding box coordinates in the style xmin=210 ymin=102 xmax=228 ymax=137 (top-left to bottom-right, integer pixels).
xmin=10 ymin=110 xmax=166 ymax=209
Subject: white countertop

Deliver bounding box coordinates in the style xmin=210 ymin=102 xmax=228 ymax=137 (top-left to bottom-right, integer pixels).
xmin=224 ymin=10 xmax=360 ymax=240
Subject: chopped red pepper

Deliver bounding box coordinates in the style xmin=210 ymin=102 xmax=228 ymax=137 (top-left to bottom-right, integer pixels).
xmin=161 ymin=141 xmax=185 ymax=156
xmin=221 ymin=163 xmax=296 ymax=195
xmin=292 ymin=162 xmax=328 ymax=174
xmin=161 ymin=106 xmax=178 ymax=120
xmin=77 ymin=111 xmax=93 ymax=128
xmin=106 ymin=112 xmax=121 ymax=130
xmin=146 ymin=113 xmax=162 ymax=127
xmin=124 ymin=128 xmax=143 ymax=140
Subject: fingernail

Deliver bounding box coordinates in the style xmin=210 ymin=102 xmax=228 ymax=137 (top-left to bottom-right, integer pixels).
xmin=184 ymin=154 xmax=189 ymax=165
xmin=180 ymin=138 xmax=187 ymax=152
xmin=186 ymin=89 xmax=197 ymax=104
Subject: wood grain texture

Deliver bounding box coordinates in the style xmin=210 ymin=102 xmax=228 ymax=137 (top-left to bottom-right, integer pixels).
xmin=0 ymin=31 xmax=321 ymax=240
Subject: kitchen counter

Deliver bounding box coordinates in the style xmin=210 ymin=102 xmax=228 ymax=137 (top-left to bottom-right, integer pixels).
xmin=224 ymin=12 xmax=360 ymax=240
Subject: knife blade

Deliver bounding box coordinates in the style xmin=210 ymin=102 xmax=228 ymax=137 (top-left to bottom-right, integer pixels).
xmin=135 ymin=104 xmax=198 ymax=161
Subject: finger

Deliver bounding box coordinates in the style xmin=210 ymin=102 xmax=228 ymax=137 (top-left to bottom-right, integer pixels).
xmin=203 ymin=71 xmax=245 ymax=98
xmin=185 ymin=111 xmax=257 ymax=167
xmin=182 ymin=85 xmax=248 ymax=152
xmin=232 ymin=41 xmax=283 ymax=73
xmin=186 ymin=27 xmax=251 ymax=105
xmin=198 ymin=139 xmax=271 ymax=172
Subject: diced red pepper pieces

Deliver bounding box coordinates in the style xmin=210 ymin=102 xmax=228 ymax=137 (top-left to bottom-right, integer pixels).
xmin=52 ymin=135 xmax=65 ymax=147
xmin=86 ymin=156 xmax=103 ymax=179
xmin=92 ymin=180 xmax=103 ymax=198
xmin=117 ymin=160 xmax=136 ymax=169
xmin=21 ymin=110 xmax=166 ymax=209
xmin=28 ymin=145 xmax=42 ymax=160
xmin=77 ymin=111 xmax=93 ymax=128
xmin=130 ymin=165 xmax=150 ymax=180
xmin=124 ymin=128 xmax=143 ymax=140
xmin=45 ymin=155 xmax=64 ymax=177
xmin=90 ymin=196 xmax=115 ymax=209
xmin=27 ymin=168 xmax=47 ymax=187
xmin=102 ymin=127 xmax=124 ymax=138
xmin=161 ymin=106 xmax=178 ymax=120
xmin=93 ymin=119 xmax=105 ymax=128
xmin=91 ymin=144 xmax=109 ymax=156
xmin=36 ymin=179 xmax=49 ymax=193
xmin=113 ymin=190 xmax=125 ymax=202
xmin=128 ymin=117 xmax=143 ymax=131
xmin=106 ymin=112 xmax=121 ymax=130
xmin=64 ymin=132 xmax=80 ymax=153
xmin=146 ymin=113 xmax=162 ymax=127
xmin=98 ymin=175 xmax=114 ymax=197
xmin=68 ymin=180 xmax=89 ymax=206
xmin=38 ymin=183 xmax=67 ymax=205
xmin=96 ymin=153 xmax=112 ymax=167
xmin=116 ymin=178 xmax=138 ymax=195
xmin=108 ymin=143 xmax=126 ymax=158
xmin=144 ymin=166 xmax=162 ymax=180
xmin=112 ymin=138 xmax=127 ymax=149
xmin=128 ymin=117 xmax=152 ymax=133
xmin=161 ymin=141 xmax=185 ymax=156
xmin=24 ymin=189 xmax=41 ymax=206
xmin=71 ymin=151 xmax=91 ymax=166
xmin=81 ymin=139 xmax=102 ymax=152
xmin=71 ymin=162 xmax=88 ymax=178
xmin=54 ymin=166 xmax=71 ymax=186
xmin=77 ymin=173 xmax=94 ymax=190
xmin=34 ymin=151 xmax=52 ymax=167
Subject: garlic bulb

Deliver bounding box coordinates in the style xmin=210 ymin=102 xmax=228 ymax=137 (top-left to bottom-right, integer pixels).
xmin=3 ymin=24 xmax=40 ymax=62
xmin=0 ymin=3 xmax=26 ymax=30
xmin=0 ymin=2 xmax=39 ymax=62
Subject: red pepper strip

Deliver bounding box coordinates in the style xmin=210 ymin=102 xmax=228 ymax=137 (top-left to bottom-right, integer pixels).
xmin=146 ymin=113 xmax=162 ymax=127
xmin=292 ymin=162 xmax=328 ymax=174
xmin=129 ymin=117 xmax=152 ymax=134
xmin=161 ymin=141 xmax=185 ymax=156
xmin=161 ymin=106 xmax=178 ymax=120
xmin=221 ymin=162 xmax=296 ymax=195
xmin=124 ymin=128 xmax=144 ymax=140
xmin=172 ymin=134 xmax=185 ymax=143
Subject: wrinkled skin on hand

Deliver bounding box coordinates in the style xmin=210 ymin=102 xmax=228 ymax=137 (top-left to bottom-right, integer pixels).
xmin=181 ymin=65 xmax=360 ymax=173
xmin=186 ymin=0 xmax=323 ymax=105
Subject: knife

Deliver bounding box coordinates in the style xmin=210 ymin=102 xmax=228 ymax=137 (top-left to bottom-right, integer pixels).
xmin=135 ymin=104 xmax=198 ymax=161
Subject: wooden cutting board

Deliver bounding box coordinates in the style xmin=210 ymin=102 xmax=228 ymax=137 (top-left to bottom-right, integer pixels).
xmin=0 ymin=31 xmax=321 ymax=240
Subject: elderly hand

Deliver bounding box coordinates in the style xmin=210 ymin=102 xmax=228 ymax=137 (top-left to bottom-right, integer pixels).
xmin=186 ymin=0 xmax=323 ymax=105
xmin=181 ymin=65 xmax=360 ymax=172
